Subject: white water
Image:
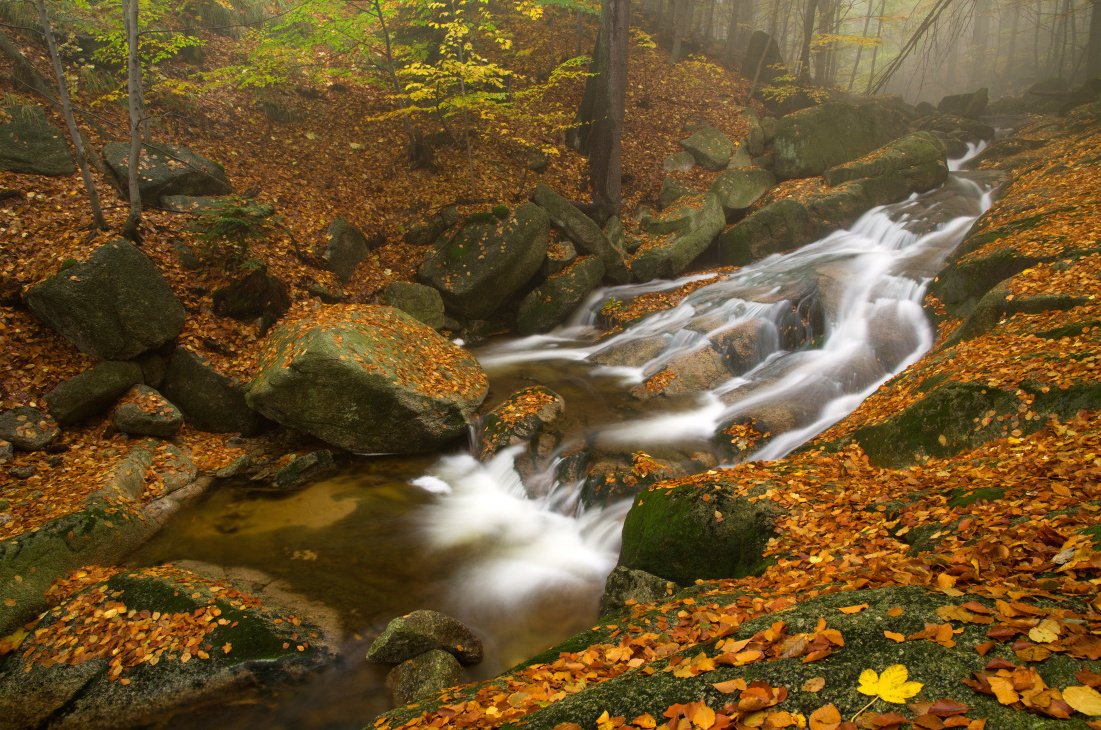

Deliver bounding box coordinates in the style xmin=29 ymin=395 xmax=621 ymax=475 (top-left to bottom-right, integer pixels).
xmin=416 ymin=167 xmax=998 ymax=633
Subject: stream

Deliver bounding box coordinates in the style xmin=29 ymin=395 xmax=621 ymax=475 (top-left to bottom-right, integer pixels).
xmin=134 ymin=155 xmax=999 ymax=730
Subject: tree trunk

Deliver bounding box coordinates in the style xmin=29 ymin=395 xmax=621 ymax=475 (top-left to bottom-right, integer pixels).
xmin=703 ymin=0 xmax=716 ymax=47
xmin=122 ymin=0 xmax=143 ymax=243
xmin=724 ymin=0 xmax=742 ymax=65
xmin=968 ymin=0 xmax=990 ymax=88
xmin=33 ymin=0 xmax=107 ymax=230
xmin=588 ymin=0 xmax=629 ymax=217
xmin=865 ymin=0 xmax=885 ymax=92
xmin=1088 ymin=0 xmax=1101 ymax=78
xmin=669 ymin=0 xmax=689 ymax=63
xmin=798 ymin=0 xmax=818 ymax=80
xmin=848 ymin=0 xmax=875 ymax=91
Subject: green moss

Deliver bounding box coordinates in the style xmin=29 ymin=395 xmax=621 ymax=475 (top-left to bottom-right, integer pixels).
xmin=946 ymin=486 xmax=1005 ymax=508
xmin=491 ymin=204 xmax=510 ymax=220
xmin=106 ymin=573 xmax=196 ymax=614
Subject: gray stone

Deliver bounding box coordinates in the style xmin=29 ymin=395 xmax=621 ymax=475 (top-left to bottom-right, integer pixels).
xmin=741 ymin=108 xmax=765 ymax=156
xmin=417 ymin=204 xmax=550 ymax=319
xmin=9 ymin=465 xmax=35 ymax=479
xmin=475 ymin=386 xmax=566 ymax=461
xmin=678 ymin=125 xmax=736 ymax=171
xmin=44 ymin=360 xmax=142 ymax=426
xmin=726 ymin=144 xmax=754 ymax=169
xmin=710 ymin=168 xmax=776 ymax=215
xmin=0 ymin=406 xmax=59 ymax=451
xmin=662 ymin=151 xmax=695 ymax=173
xmin=590 ymin=335 xmax=667 ymax=368
xmin=102 ymin=142 xmax=232 ymax=206
xmin=25 ymin=240 xmax=186 ymax=361
xmin=542 ymin=236 xmax=578 ymax=278
xmin=382 ymin=281 xmax=445 ymax=330
xmin=385 ymin=650 xmax=464 ymax=706
xmin=404 ymin=207 xmax=460 ymax=248
xmin=0 ymin=107 xmax=75 ymax=176
xmin=823 ymin=131 xmax=948 ymax=189
xmin=324 ymin=217 xmax=371 ymax=282
xmin=136 ymin=353 xmax=167 ymax=388
xmin=718 ymin=199 xmax=814 ymax=267
xmin=658 ymin=177 xmax=692 ymax=209
xmin=171 ymin=239 xmax=202 ymax=269
xmin=532 ymin=184 xmax=629 ymax=284
xmin=517 ymin=255 xmax=605 ymax=335
xmin=631 ymin=193 xmax=725 ymax=282
xmin=366 ymin=609 xmax=483 ymax=665
xmin=937 ymin=87 xmax=989 ymax=118
xmin=161 ymin=348 xmax=259 ymax=434
xmin=599 ymin=566 xmax=677 ymax=616
xmin=772 ymin=101 xmax=910 ymax=179
xmin=112 ymin=385 xmax=184 ymax=438
xmin=0 ymin=440 xmax=12 ymax=463
xmin=271 ymin=450 xmax=338 ymax=490
xmin=634 ymin=345 xmax=729 ymax=398
xmin=710 ymin=319 xmax=779 ymax=376
xmin=160 ymin=195 xmax=222 ymax=213
xmin=247 ymin=306 xmax=487 ymax=454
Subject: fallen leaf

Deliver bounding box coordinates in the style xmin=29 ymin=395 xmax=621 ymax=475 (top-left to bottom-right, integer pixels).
xmin=858 ymin=665 xmax=924 ymax=704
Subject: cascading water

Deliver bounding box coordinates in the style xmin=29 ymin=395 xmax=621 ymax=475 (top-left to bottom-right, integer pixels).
xmin=141 ymin=154 xmax=999 ymax=729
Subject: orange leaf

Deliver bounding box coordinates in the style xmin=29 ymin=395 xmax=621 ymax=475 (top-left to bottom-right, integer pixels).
xmin=808 ymin=704 xmax=841 ymax=730
xmin=839 ymin=604 xmax=869 ymax=614
xmin=885 ymin=631 xmax=906 ymax=643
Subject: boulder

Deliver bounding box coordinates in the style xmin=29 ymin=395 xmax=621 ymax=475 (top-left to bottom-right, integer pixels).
xmin=630 ymin=193 xmax=725 ymax=282
xmin=159 ymin=195 xmax=222 ymax=213
xmin=618 ymin=479 xmax=778 ymax=584
xmin=0 ymin=406 xmax=59 ymax=451
xmin=823 ymin=131 xmax=948 ymax=191
xmin=741 ymin=31 xmax=786 ymax=92
xmin=937 ymin=87 xmax=988 ymax=118
xmin=382 ymin=281 xmax=445 ymax=330
xmin=542 ymin=235 xmax=578 ymax=278
xmin=404 ymin=206 xmax=460 ymax=247
xmin=211 ymin=265 xmax=291 ymax=325
xmin=386 ymin=649 xmax=464 ymax=706
xmin=417 ymin=204 xmax=550 ymax=319
xmin=710 ymin=168 xmax=776 ymax=215
xmin=0 ymin=106 xmax=75 ymax=176
xmin=161 ymin=348 xmax=259 ymax=434
xmin=590 ymin=335 xmax=667 ymax=368
xmin=727 ymin=144 xmax=754 ymax=169
xmin=740 ymin=108 xmax=766 ymax=156
xmin=24 ymin=240 xmax=186 ymax=360
xmin=658 ymin=177 xmax=692 ymax=209
xmin=772 ymin=101 xmax=910 ymax=179
xmin=44 ymin=360 xmax=143 ymax=425
xmin=532 ymin=185 xmax=629 ymax=284
xmin=323 ymin=217 xmax=371 ymax=282
xmin=599 ymin=566 xmax=677 ymax=616
xmin=475 ymin=386 xmax=566 ymax=461
xmin=709 ymin=319 xmax=779 ymax=376
xmin=634 ymin=345 xmax=729 ymax=399
xmin=112 ymin=384 xmax=184 ymax=438
xmin=677 ymin=126 xmax=736 ymax=171
xmin=718 ymin=199 xmax=813 ymax=267
xmin=270 ymin=450 xmax=338 ymax=491
xmin=247 ymin=306 xmax=487 ymax=454
xmin=366 ymin=609 xmax=483 ymax=665
xmin=803 ymin=180 xmax=872 ymax=232
xmin=662 ymin=151 xmax=695 ymax=173
xmin=102 ymin=142 xmax=232 ymax=206
xmin=517 ymin=255 xmax=605 ymax=334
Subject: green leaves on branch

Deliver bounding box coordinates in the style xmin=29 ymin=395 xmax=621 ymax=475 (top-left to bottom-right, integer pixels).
xmin=190 ymin=196 xmax=281 ymax=271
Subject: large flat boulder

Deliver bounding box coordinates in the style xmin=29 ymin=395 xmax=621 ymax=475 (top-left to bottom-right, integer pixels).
xmin=631 ymin=193 xmax=725 ymax=282
xmin=772 ymin=101 xmax=910 ymax=179
xmin=532 ymin=185 xmax=629 ymax=284
xmin=516 ymin=255 xmax=605 ymax=334
xmin=678 ymin=126 xmax=736 ymax=171
xmin=823 ymin=131 xmax=948 ymax=190
xmin=24 ymin=240 xmax=186 ymax=360
xmin=161 ymin=348 xmax=259 ymax=434
xmin=103 ymin=143 xmax=232 ymax=206
xmin=0 ymin=106 xmax=75 ymax=177
xmin=710 ymin=168 xmax=776 ymax=215
xmin=417 ymin=204 xmax=549 ymax=319
xmin=247 ymin=305 xmax=488 ymax=453
xmin=44 ymin=360 xmax=143 ymax=426
xmin=718 ymin=199 xmax=814 ymax=267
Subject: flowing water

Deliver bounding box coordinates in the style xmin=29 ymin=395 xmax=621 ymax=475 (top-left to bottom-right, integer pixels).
xmin=135 ymin=157 xmax=999 ymax=729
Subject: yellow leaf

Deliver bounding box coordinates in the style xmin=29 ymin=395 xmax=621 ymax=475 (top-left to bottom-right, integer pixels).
xmin=857 ymin=664 xmax=923 ymax=703
xmin=839 ymin=603 xmax=869 ymax=614
xmin=1028 ymin=618 xmax=1060 ymax=644
xmin=1063 ymin=685 xmax=1101 ymax=716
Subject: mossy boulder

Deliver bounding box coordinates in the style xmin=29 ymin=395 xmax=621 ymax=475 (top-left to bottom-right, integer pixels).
xmin=247 ymin=306 xmax=488 ymax=454
xmin=0 ymin=565 xmax=334 ymax=729
xmin=24 ymin=240 xmax=186 ymax=361
xmin=678 ymin=126 xmax=736 ymax=171
xmin=710 ymin=168 xmax=776 ymax=215
xmin=945 ymin=284 xmax=1091 ymax=346
xmin=270 ymin=449 xmax=338 ymax=490
xmin=102 ymin=142 xmax=232 ymax=206
xmin=823 ymin=132 xmax=949 ymax=191
xmin=385 ymin=649 xmax=464 ymax=706
xmin=599 ymin=566 xmax=677 ymax=616
xmin=323 ymin=217 xmax=371 ymax=282
xmin=937 ymin=87 xmax=989 ymax=118
xmin=0 ymin=405 xmax=59 ymax=453
xmin=631 ymin=193 xmax=725 ymax=282
xmin=366 ymin=609 xmax=483 ymax=665
xmin=532 ymin=185 xmax=629 ymax=284
xmin=475 ymin=386 xmax=565 ymax=461
xmin=382 ymin=281 xmax=445 ymax=330
xmin=517 ymin=255 xmax=605 ymax=334
xmin=658 ymin=176 xmax=692 ymax=209
xmin=417 ymin=203 xmax=550 ymax=319
xmin=718 ymin=199 xmax=814 ymax=267
xmin=741 ymin=31 xmax=786 ymax=93
xmin=617 ymin=480 xmax=778 ymax=585
xmin=161 ymin=348 xmax=259 ymax=434
xmin=772 ymin=101 xmax=910 ymax=180
xmin=112 ymin=384 xmax=184 ymax=438
xmin=0 ymin=107 xmax=76 ymax=176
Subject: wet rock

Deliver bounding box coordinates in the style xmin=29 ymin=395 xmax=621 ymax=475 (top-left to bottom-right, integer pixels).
xmin=710 ymin=319 xmax=779 ymax=376
xmin=161 ymin=348 xmax=259 ymax=434
xmin=599 ymin=566 xmax=677 ymax=616
xmin=580 ymin=451 xmax=703 ymax=509
xmin=590 ymin=335 xmax=667 ymax=368
xmin=532 ymin=185 xmax=629 ymax=284
xmin=24 ymin=240 xmax=186 ymax=361
xmin=710 ymin=168 xmax=776 ymax=215
xmin=112 ymin=385 xmax=184 ymax=438
xmin=678 ymin=125 xmax=736 ymax=171
xmin=772 ymin=101 xmax=909 ymax=180
xmin=718 ymin=199 xmax=814 ymax=267
xmin=386 ymin=649 xmax=464 ymax=706
xmin=618 ymin=479 xmax=778 ymax=584
xmin=0 ymin=406 xmax=59 ymax=451
xmin=0 ymin=106 xmax=75 ymax=176
xmin=631 ymin=193 xmax=725 ymax=282
xmin=8 ymin=465 xmax=35 ymax=479
xmin=102 ymin=142 xmax=232 ymax=206
xmin=383 ymin=281 xmax=445 ymax=330
xmin=323 ymin=217 xmax=371 ymax=282
xmin=270 ymin=450 xmax=338 ymax=491
xmin=44 ymin=360 xmax=143 ymax=426
xmin=366 ymin=609 xmax=483 ymax=665
xmin=418 ymin=204 xmax=550 ymax=319
xmin=247 ymin=306 xmax=487 ymax=454
xmin=517 ymin=255 xmax=605 ymax=334
xmin=476 ymin=386 xmax=565 ymax=461
xmin=634 ymin=345 xmax=729 ymax=398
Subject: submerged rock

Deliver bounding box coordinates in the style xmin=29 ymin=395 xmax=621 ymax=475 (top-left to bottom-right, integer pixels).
xmin=385 ymin=649 xmax=464 ymax=706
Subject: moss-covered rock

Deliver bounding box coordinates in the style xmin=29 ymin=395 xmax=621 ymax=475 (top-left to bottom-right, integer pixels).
xmin=0 ymin=406 xmax=59 ymax=452
xmin=382 ymin=281 xmax=446 ymax=330
xmin=386 ymin=649 xmax=465 ymax=706
xmin=710 ymin=168 xmax=776 ymax=216
xmin=822 ymin=131 xmax=948 ymax=191
xmin=161 ymin=347 xmax=260 ymax=434
xmin=0 ymin=108 xmax=76 ymax=177
xmin=475 ymin=386 xmax=565 ymax=461
xmin=45 ymin=361 xmax=143 ymax=426
xmin=631 ymin=194 xmax=725 ymax=282
xmin=112 ymin=384 xmax=184 ymax=438
xmin=517 ymin=255 xmax=605 ymax=334
xmin=678 ymin=126 xmax=736 ymax=171
xmin=247 ymin=305 xmax=487 ymax=454
xmin=102 ymin=142 xmax=232 ymax=206
xmin=772 ymin=101 xmax=910 ymax=180
xmin=718 ymin=199 xmax=814 ymax=267
xmin=366 ymin=609 xmax=483 ymax=665
xmin=532 ymin=185 xmax=629 ymax=284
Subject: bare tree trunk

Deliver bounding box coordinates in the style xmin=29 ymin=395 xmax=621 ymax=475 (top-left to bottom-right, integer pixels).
xmin=669 ymin=0 xmax=689 ymax=63
xmin=865 ymin=0 xmax=885 ymax=92
xmin=576 ymin=7 xmax=584 ymax=56
xmin=848 ymin=0 xmax=875 ymax=91
xmin=589 ymin=0 xmax=629 ymax=217
xmin=724 ymin=0 xmax=742 ymax=65
xmin=1006 ymin=2 xmax=1021 ymax=86
xmin=798 ymin=0 xmax=818 ymax=80
xmin=969 ymin=0 xmax=991 ymax=88
xmin=1088 ymin=0 xmax=1101 ymax=78
xmin=122 ymin=0 xmax=144 ymax=243
xmin=32 ymin=0 xmax=107 ymax=230
xmin=703 ymin=0 xmax=716 ymax=47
